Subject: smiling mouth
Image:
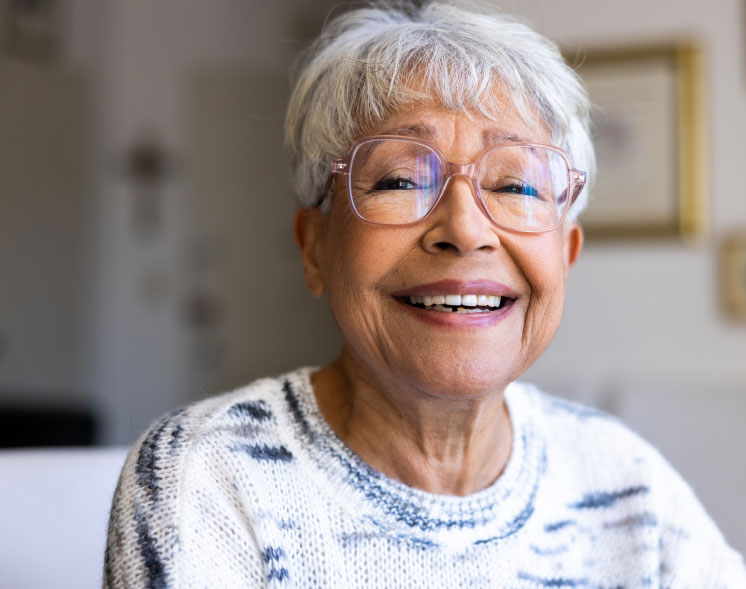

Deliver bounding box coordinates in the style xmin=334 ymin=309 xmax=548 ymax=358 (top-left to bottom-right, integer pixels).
xmin=398 ymin=294 xmax=513 ymax=314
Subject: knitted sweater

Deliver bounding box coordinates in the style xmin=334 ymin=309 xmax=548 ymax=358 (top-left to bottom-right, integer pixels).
xmin=104 ymin=368 xmax=746 ymax=588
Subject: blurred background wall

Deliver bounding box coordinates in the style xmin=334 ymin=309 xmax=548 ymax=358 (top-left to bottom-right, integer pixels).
xmin=0 ymin=0 xmax=744 ymax=549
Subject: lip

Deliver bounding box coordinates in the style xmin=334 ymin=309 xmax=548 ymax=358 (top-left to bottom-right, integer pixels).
xmin=390 ymin=279 xmax=519 ymax=298
xmin=390 ymin=278 xmax=519 ymax=329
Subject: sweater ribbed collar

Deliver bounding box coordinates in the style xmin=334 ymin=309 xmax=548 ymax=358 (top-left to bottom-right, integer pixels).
xmin=282 ymin=368 xmax=546 ymax=550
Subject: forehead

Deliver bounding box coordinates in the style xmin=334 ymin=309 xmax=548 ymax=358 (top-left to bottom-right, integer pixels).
xmin=364 ymin=95 xmax=552 ymax=150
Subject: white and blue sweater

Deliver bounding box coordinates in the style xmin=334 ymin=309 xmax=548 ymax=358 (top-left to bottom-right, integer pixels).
xmin=104 ymin=368 xmax=746 ymax=588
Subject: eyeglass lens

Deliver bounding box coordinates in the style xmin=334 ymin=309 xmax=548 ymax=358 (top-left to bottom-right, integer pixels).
xmin=348 ymin=138 xmax=570 ymax=231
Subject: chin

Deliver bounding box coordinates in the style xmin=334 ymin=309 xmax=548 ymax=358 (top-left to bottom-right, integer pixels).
xmin=395 ymin=355 xmax=518 ymax=401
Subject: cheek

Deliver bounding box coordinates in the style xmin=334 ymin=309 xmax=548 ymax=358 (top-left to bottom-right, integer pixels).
xmin=324 ymin=226 xmax=393 ymax=296
xmin=517 ymin=232 xmax=569 ymax=297
xmin=322 ymin=200 xmax=415 ymax=296
xmin=515 ymin=237 xmax=569 ymax=344
xmin=529 ymin=253 xmax=567 ymax=300
xmin=320 ymin=221 xmax=406 ymax=348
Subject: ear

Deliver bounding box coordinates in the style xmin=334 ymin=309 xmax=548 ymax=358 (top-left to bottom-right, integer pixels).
xmin=563 ymin=222 xmax=584 ymax=270
xmin=293 ymin=207 xmax=327 ymax=297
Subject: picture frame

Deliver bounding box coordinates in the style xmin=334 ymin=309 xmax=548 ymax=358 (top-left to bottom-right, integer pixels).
xmin=1 ymin=0 xmax=60 ymax=64
xmin=720 ymin=232 xmax=746 ymax=321
xmin=570 ymin=44 xmax=707 ymax=240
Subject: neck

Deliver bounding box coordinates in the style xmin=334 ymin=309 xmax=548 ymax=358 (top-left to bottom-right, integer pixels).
xmin=311 ymin=352 xmax=513 ymax=496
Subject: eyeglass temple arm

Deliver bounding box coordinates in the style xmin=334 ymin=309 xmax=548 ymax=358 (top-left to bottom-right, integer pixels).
xmin=569 ymin=170 xmax=587 ymax=205
xmin=312 ymin=159 xmax=348 ymax=209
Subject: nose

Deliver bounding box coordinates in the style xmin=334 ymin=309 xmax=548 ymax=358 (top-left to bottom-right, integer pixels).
xmin=421 ymin=175 xmax=502 ymax=255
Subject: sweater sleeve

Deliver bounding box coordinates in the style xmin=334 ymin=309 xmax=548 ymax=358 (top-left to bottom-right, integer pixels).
xmin=103 ymin=409 xmax=267 ymax=588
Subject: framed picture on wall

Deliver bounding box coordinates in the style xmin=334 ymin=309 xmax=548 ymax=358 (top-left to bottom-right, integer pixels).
xmin=570 ymin=44 xmax=707 ymax=240
xmin=720 ymin=232 xmax=746 ymax=321
xmin=1 ymin=0 xmax=60 ymax=63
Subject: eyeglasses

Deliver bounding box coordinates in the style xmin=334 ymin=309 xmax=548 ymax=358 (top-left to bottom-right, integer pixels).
xmin=324 ymin=135 xmax=587 ymax=234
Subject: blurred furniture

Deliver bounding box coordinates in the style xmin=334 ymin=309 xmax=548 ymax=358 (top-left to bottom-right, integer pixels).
xmin=0 ymin=405 xmax=96 ymax=447
xmin=0 ymin=446 xmax=128 ymax=589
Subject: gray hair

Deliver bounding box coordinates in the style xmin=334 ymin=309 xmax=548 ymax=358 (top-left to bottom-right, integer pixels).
xmin=284 ymin=0 xmax=595 ymax=220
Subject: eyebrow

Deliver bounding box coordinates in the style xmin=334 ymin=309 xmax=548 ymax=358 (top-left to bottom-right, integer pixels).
xmin=377 ymin=123 xmax=533 ymax=146
xmin=378 ymin=123 xmax=439 ymax=140
xmin=482 ymin=128 xmax=533 ymax=145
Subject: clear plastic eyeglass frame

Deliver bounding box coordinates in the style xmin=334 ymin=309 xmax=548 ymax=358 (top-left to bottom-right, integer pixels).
xmin=321 ymin=135 xmax=587 ymax=234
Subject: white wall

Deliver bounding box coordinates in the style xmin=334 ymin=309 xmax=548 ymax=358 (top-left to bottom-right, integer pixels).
xmin=508 ymin=0 xmax=746 ymax=554
xmin=0 ymin=0 xmax=742 ymax=551
xmin=0 ymin=0 xmax=102 ymax=406
xmin=76 ymin=0 xmax=745 ymax=445
xmin=84 ymin=0 xmax=340 ymax=444
xmin=509 ymin=0 xmax=746 ymax=391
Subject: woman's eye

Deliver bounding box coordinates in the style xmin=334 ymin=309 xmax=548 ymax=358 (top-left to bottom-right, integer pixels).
xmin=372 ymin=177 xmax=416 ymax=191
xmin=496 ymin=182 xmax=540 ymax=198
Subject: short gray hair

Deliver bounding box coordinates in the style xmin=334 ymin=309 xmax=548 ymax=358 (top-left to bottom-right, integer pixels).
xmin=284 ymin=0 xmax=595 ymax=220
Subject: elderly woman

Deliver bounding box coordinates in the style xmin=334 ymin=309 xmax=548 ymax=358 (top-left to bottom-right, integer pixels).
xmin=104 ymin=2 xmax=746 ymax=587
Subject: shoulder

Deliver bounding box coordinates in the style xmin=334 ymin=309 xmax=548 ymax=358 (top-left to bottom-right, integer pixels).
xmin=514 ymin=381 xmax=688 ymax=496
xmin=510 ymin=381 xmax=651 ymax=460
xmin=104 ymin=369 xmax=311 ymax=588
xmin=130 ymin=368 xmax=307 ymax=468
xmin=115 ymin=368 xmax=315 ymax=506
xmin=511 ymin=382 xmax=746 ymax=585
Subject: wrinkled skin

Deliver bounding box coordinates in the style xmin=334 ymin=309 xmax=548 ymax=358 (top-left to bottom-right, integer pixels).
xmin=294 ymin=100 xmax=583 ymax=495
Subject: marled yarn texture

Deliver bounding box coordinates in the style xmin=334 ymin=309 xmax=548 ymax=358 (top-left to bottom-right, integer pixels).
xmin=104 ymin=368 xmax=746 ymax=588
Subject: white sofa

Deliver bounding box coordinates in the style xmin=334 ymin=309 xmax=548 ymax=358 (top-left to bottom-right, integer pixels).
xmin=0 ymin=446 xmax=128 ymax=589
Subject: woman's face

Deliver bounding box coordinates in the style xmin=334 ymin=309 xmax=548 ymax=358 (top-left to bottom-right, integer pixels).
xmin=295 ymin=99 xmax=583 ymax=401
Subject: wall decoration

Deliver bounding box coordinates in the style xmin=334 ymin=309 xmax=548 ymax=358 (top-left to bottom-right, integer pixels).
xmin=123 ymin=135 xmax=172 ymax=240
xmin=720 ymin=232 xmax=746 ymax=321
xmin=1 ymin=0 xmax=60 ymax=64
xmin=572 ymin=44 xmax=707 ymax=240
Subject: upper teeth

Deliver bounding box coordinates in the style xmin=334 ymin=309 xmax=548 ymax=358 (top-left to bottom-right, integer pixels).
xmin=408 ymin=294 xmax=501 ymax=308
